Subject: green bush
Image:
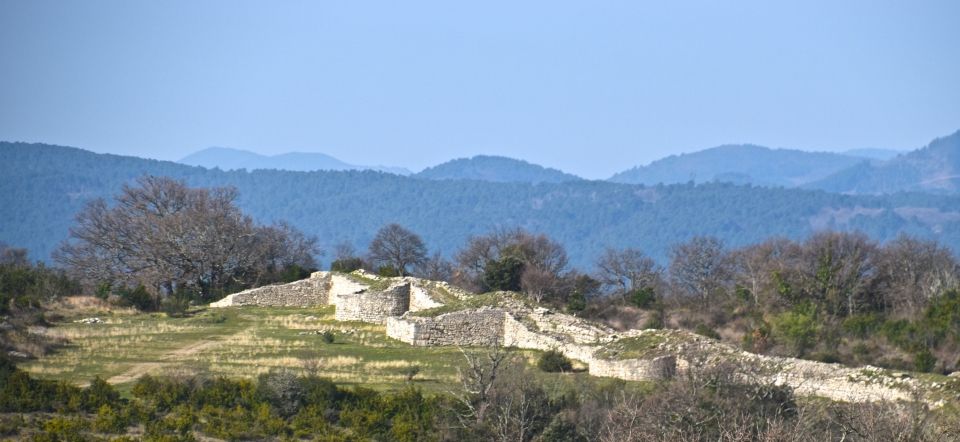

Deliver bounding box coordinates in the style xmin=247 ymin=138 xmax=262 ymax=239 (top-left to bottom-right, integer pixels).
xmin=914 ymin=349 xmax=937 ymax=373
xmin=93 ymin=404 xmax=129 ymax=434
xmin=321 ymin=330 xmax=335 ymax=344
xmin=628 ymin=287 xmax=656 ymax=309
xmin=117 ymin=285 xmax=155 ymax=311
xmin=842 ymin=313 xmax=882 ymax=339
xmin=482 ymin=256 xmax=524 ymax=292
xmin=694 ymin=323 xmax=721 ymax=340
xmin=772 ymin=303 xmax=819 ymax=357
xmin=537 ymin=350 xmax=573 ymax=373
xmin=377 ymin=265 xmax=400 ymax=277
xmin=330 ymin=258 xmax=364 ymax=273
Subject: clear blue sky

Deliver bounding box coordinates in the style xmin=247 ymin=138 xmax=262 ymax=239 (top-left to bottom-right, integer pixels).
xmin=1 ymin=1 xmax=958 ymax=178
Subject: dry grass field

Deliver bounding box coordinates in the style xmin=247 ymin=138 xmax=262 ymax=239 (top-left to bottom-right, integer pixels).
xmin=21 ymin=304 xmax=592 ymax=395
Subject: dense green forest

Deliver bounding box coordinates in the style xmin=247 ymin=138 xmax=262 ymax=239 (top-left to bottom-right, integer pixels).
xmin=2 ymin=142 xmax=960 ymax=268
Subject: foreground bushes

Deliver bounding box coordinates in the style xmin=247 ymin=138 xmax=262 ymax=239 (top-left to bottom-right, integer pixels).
xmin=3 ymin=353 xmax=959 ymax=441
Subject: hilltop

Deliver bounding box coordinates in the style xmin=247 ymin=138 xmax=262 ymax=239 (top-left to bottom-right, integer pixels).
xmin=415 ymin=155 xmax=582 ymax=183
xmin=609 ymin=144 xmax=868 ymax=187
xmin=810 ymin=130 xmax=960 ymax=194
xmin=180 ymin=146 xmax=411 ymax=175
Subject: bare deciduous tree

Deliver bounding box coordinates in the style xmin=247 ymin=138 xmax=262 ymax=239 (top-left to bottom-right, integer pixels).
xmin=596 ymin=247 xmax=663 ymax=296
xmin=669 ymin=236 xmax=731 ymax=302
xmin=367 ymin=223 xmax=427 ymax=276
xmin=56 ymin=176 xmax=318 ymax=305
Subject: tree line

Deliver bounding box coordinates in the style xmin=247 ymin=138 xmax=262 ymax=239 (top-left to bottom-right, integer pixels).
xmin=39 ymin=176 xmax=960 ymax=374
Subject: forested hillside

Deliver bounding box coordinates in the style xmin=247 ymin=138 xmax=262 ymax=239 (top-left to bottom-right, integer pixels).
xmin=415 ymin=155 xmax=581 ymax=183
xmin=2 ymin=142 xmax=960 ymax=267
xmin=809 ymin=130 xmax=960 ymax=194
xmin=609 ymin=144 xmax=868 ymax=186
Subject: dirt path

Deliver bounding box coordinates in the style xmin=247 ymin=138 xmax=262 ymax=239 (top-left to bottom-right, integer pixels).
xmin=104 ymin=335 xmax=232 ymax=385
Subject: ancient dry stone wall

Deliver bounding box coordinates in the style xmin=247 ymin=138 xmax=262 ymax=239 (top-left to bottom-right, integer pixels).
xmin=386 ymin=308 xmax=506 ymax=346
xmin=211 ymin=273 xmax=952 ymax=405
xmin=209 ymin=272 xmax=331 ymax=307
xmin=590 ymin=355 xmax=677 ymax=381
xmin=334 ymin=281 xmax=411 ymax=324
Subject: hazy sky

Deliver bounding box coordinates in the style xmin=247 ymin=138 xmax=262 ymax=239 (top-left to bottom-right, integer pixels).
xmin=1 ymin=1 xmax=958 ymax=178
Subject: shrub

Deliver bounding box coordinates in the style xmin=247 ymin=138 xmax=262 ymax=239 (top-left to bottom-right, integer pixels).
xmin=117 ymin=285 xmax=155 ymax=311
xmin=330 ymin=258 xmax=364 ymax=273
xmin=628 ymin=287 xmax=656 ymax=309
xmin=377 ymin=265 xmax=400 ymax=277
xmin=93 ymin=404 xmax=129 ymax=434
xmin=694 ymin=323 xmax=721 ymax=340
xmin=914 ymin=349 xmax=937 ymax=373
xmin=482 ymin=256 xmax=524 ymax=292
xmin=537 ymin=350 xmax=573 ymax=373
xmin=772 ymin=303 xmax=819 ymax=357
xmin=842 ymin=313 xmax=882 ymax=339
xmin=321 ymin=330 xmax=335 ymax=344
xmin=642 ymin=309 xmax=664 ymax=329
xmin=403 ymin=365 xmax=421 ymax=382
xmin=566 ymin=291 xmax=586 ymax=313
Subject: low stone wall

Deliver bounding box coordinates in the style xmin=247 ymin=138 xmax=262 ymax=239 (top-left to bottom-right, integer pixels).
xmin=386 ymin=308 xmax=506 ymax=346
xmin=209 ymin=272 xmax=331 ymax=307
xmin=590 ymin=355 xmax=677 ymax=381
xmin=210 ymin=273 xmax=948 ymax=405
xmin=502 ymin=314 xmax=598 ymax=363
xmin=408 ymin=285 xmax=444 ymax=312
xmin=334 ymin=281 xmax=410 ymax=324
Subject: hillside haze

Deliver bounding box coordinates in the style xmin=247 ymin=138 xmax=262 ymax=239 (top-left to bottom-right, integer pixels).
xmin=809 ymin=130 xmax=960 ymax=194
xmin=180 ymin=146 xmax=411 ymax=175
xmin=609 ymin=145 xmax=869 ymax=187
xmin=415 ymin=155 xmax=582 ymax=183
xmin=3 ymin=141 xmax=960 ymax=268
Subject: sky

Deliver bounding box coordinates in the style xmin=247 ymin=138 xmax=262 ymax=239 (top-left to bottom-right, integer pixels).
xmin=1 ymin=1 xmax=958 ymax=179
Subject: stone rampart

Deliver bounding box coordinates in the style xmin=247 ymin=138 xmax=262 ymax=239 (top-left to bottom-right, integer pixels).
xmin=386 ymin=308 xmax=506 ymax=346
xmin=209 ymin=272 xmax=331 ymax=307
xmin=211 ymin=273 xmax=951 ymax=405
xmin=590 ymin=355 xmax=677 ymax=381
xmin=334 ymin=281 xmax=410 ymax=324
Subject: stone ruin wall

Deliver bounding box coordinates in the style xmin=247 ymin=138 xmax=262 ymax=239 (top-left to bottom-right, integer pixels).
xmin=589 ymin=355 xmax=677 ymax=381
xmin=334 ymin=282 xmax=411 ymax=324
xmin=209 ymin=272 xmax=332 ymax=307
xmin=210 ymin=272 xmax=940 ymax=404
xmin=385 ymin=308 xmax=506 ymax=347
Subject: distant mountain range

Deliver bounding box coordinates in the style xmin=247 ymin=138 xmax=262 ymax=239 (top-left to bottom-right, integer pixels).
xmin=3 ymin=141 xmax=959 ymax=268
xmin=414 ymin=155 xmax=581 ymax=183
xmin=609 ymin=145 xmax=868 ymax=187
xmin=178 ymin=139 xmax=939 ymax=195
xmin=808 ymin=131 xmax=960 ymax=194
xmin=179 ymin=147 xmax=411 ymax=175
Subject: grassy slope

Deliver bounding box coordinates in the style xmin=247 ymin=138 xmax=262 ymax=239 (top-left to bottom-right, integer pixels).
xmin=21 ymin=305 xmax=618 ymax=395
